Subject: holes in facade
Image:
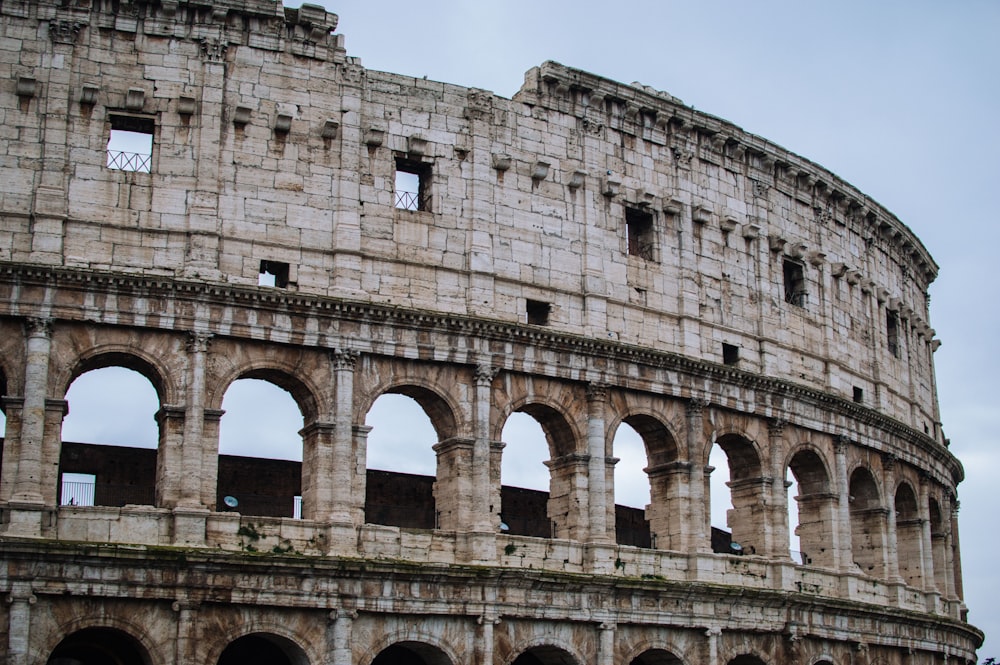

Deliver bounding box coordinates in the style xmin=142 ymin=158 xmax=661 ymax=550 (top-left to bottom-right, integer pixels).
xmin=47 ymin=627 xmax=151 ymax=665
xmin=613 ymin=420 xmax=651 ymax=548
xmin=722 ymin=343 xmax=739 ymax=366
xmin=625 ymin=206 xmax=655 ymax=260
xmin=782 ymin=258 xmax=807 ymax=307
xmin=258 ymin=260 xmax=290 ymax=288
xmin=525 ymin=299 xmax=551 ymax=325
xmin=500 ymin=410 xmax=554 ymax=538
xmin=887 ymin=309 xmax=900 ymax=357
xmin=106 ymin=114 xmax=153 ymax=173
xmin=787 ymin=449 xmax=835 ymax=568
xmin=217 ymin=633 xmax=308 ymax=665
xmin=853 ymin=386 xmax=864 ymax=404
xmin=394 ymin=158 xmax=431 ymax=211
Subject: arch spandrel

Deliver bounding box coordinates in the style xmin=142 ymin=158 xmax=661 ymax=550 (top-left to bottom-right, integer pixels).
xmin=206 ymin=339 xmax=331 ymax=423
xmin=0 ymin=318 xmax=24 ymax=396
xmin=354 ymin=356 xmax=465 ymax=441
xmin=40 ymin=610 xmax=169 ymax=665
xmin=48 ymin=325 xmax=183 ymax=406
xmin=491 ymin=374 xmax=587 ymax=458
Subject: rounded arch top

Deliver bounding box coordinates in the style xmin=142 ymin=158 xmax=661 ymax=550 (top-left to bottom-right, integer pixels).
xmin=786 ymin=445 xmax=832 ymax=495
xmin=210 ymin=362 xmax=325 ymax=425
xmin=503 ymin=641 xmax=584 ymax=665
xmin=61 ymin=347 xmax=175 ymax=406
xmin=616 ymin=412 xmax=680 ymax=467
xmin=713 ymin=432 xmax=763 ymax=481
xmin=499 ymin=398 xmax=582 ymax=460
xmin=849 ymin=466 xmax=883 ymax=510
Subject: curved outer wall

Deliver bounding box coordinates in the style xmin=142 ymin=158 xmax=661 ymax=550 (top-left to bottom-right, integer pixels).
xmin=0 ymin=2 xmax=980 ymax=665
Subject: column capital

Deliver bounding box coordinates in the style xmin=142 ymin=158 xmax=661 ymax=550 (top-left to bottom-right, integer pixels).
xmin=25 ymin=317 xmax=53 ymax=338
xmin=329 ymin=608 xmax=358 ymax=622
xmin=332 ymin=348 xmax=359 ymax=370
xmin=586 ymin=382 xmax=608 ymax=402
xmin=833 ymin=434 xmax=851 ymax=453
xmin=686 ymin=397 xmax=707 ymax=417
xmin=881 ymin=452 xmax=897 ymax=471
xmin=474 ymin=363 xmax=499 ymax=386
xmin=186 ymin=331 xmax=212 ymax=353
xmin=767 ymin=418 xmax=786 ymax=436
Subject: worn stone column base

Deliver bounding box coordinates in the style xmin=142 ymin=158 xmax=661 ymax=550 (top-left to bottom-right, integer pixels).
xmin=456 ymin=530 xmax=497 ymax=565
xmin=171 ymin=507 xmax=209 ymax=547
xmin=2 ymin=502 xmax=51 ymax=538
xmin=585 ymin=542 xmax=618 ymax=575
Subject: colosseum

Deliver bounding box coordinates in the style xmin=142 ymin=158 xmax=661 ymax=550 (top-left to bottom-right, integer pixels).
xmin=0 ymin=1 xmax=983 ymax=664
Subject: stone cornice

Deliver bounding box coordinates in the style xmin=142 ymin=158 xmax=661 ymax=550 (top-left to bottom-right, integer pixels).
xmin=0 ymin=540 xmax=983 ymax=656
xmin=0 ymin=261 xmax=963 ymax=485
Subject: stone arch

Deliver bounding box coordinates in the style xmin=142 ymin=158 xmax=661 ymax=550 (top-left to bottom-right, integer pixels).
xmin=786 ymin=445 xmax=836 ymax=568
xmin=216 ymin=632 xmax=311 ymax=665
xmin=202 ymin=619 xmax=320 ymax=665
xmin=612 ymin=411 xmax=681 ymax=551
xmin=57 ymin=349 xmax=170 ymax=509
xmin=360 ymin=380 xmax=463 ymax=530
xmin=503 ymin=639 xmax=584 ymax=665
xmin=497 ymin=397 xmax=586 ymax=541
xmin=46 ymin=626 xmax=156 ymax=665
xmin=41 ymin=613 xmax=167 ymax=665
xmin=727 ymin=656 xmax=768 ymax=665
xmin=894 ymin=480 xmax=924 ymax=587
xmin=366 ymin=640 xmax=457 ymax=665
xmin=215 ymin=363 xmax=321 ymax=425
xmin=623 ymin=642 xmax=687 ymax=665
xmin=849 ymin=466 xmax=888 ymax=577
xmin=709 ymin=431 xmax=766 ymax=555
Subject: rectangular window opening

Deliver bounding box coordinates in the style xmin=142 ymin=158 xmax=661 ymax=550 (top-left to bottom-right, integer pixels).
xmin=626 ymin=206 xmax=655 ymax=260
xmin=886 ymin=310 xmax=900 ymax=358
xmin=259 ymin=260 xmax=290 ymax=288
xmin=783 ymin=258 xmax=807 ymax=307
xmin=394 ymin=158 xmax=431 ymax=211
xmin=526 ymin=299 xmax=551 ymax=326
xmin=60 ymin=472 xmax=96 ymax=506
xmin=853 ymin=386 xmax=864 ymax=404
xmin=107 ymin=114 xmax=154 ymax=173
xmin=722 ymin=343 xmax=739 ymax=366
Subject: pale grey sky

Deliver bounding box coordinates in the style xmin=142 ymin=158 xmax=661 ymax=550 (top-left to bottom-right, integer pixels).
xmin=9 ymin=0 xmax=995 ymax=658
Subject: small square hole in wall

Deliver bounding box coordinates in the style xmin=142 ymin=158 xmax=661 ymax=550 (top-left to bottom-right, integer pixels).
xmin=107 ymin=114 xmax=154 ymax=173
xmin=258 ymin=260 xmax=289 ymax=288
xmin=722 ymin=343 xmax=739 ymax=366
xmin=783 ymin=258 xmax=807 ymax=307
xmin=625 ymin=206 xmax=655 ymax=260
xmin=394 ymin=157 xmax=432 ymax=211
xmin=853 ymin=386 xmax=864 ymax=404
xmin=525 ymin=299 xmax=551 ymax=326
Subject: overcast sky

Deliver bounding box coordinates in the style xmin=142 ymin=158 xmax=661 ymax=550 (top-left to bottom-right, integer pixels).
xmin=6 ymin=0 xmax=996 ymax=658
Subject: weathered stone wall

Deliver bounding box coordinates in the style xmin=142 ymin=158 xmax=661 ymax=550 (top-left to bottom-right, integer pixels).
xmin=0 ymin=1 xmax=980 ymax=665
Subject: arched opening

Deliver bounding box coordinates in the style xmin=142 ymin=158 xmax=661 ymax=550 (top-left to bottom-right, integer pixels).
xmin=728 ymin=656 xmax=767 ymax=665
xmin=849 ymin=466 xmax=887 ymax=577
xmin=613 ymin=420 xmax=650 ymax=547
xmin=218 ymin=378 xmax=304 ymax=518
xmin=500 ymin=411 xmax=552 ymax=537
xmin=500 ymin=404 xmax=582 ymax=540
xmin=47 ymin=626 xmax=151 ymax=665
xmin=628 ymin=648 xmax=684 ymax=665
xmin=709 ymin=434 xmax=763 ymax=555
xmin=370 ymin=642 xmax=452 ymax=665
xmin=61 ymin=365 xmax=160 ymax=507
xmin=364 ymin=392 xmax=439 ymax=529
xmin=787 ymin=449 xmax=835 ymax=567
xmin=895 ymin=482 xmax=924 ymax=587
xmin=929 ymin=497 xmax=948 ymax=592
xmin=510 ymin=645 xmax=579 ymax=665
xmin=217 ymin=633 xmax=308 ymax=665
xmin=0 ymin=365 xmax=8 ymax=468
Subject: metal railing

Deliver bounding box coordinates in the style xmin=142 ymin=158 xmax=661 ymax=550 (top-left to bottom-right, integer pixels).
xmin=60 ymin=480 xmax=95 ymax=507
xmin=59 ymin=481 xmax=154 ymax=507
xmin=107 ymin=149 xmax=151 ymax=173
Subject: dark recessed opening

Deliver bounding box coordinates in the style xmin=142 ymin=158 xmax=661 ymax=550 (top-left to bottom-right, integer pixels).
xmin=853 ymin=386 xmax=864 ymax=404
xmin=783 ymin=258 xmax=807 ymax=307
xmin=886 ymin=310 xmax=900 ymax=358
xmin=525 ymin=299 xmax=550 ymax=326
xmin=259 ymin=260 xmax=289 ymax=288
xmin=626 ymin=206 xmax=655 ymax=260
xmin=722 ymin=343 xmax=739 ymax=366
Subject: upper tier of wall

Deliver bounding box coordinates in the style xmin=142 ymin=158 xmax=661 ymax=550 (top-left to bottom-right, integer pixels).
xmin=0 ymin=0 xmax=943 ymax=440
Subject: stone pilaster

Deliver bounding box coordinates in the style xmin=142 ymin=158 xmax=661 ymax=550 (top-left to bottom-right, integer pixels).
xmin=178 ymin=332 xmax=211 ymax=507
xmin=330 ymin=349 xmax=359 ymax=524
xmin=882 ymin=453 xmax=902 ymax=582
xmin=477 ymin=614 xmax=500 ymax=665
xmin=301 ymin=421 xmax=336 ymax=520
xmin=833 ymin=435 xmax=853 ymax=570
xmin=686 ymin=398 xmax=709 ymax=552
xmin=155 ymin=405 xmax=186 ymax=508
xmin=472 ymin=364 xmax=499 ymax=531
xmin=597 ymin=621 xmax=615 ymax=665
xmin=172 ymin=600 xmax=200 ymax=665
xmin=586 ymin=382 xmax=610 ymax=543
xmin=11 ymin=318 xmax=53 ymax=506
xmin=328 ymin=608 xmax=357 ymax=665
xmin=767 ymin=418 xmax=789 ymax=558
xmin=5 ymin=585 xmax=36 ymax=665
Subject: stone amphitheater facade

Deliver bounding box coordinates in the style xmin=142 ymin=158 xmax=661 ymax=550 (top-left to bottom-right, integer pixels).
xmin=0 ymin=1 xmax=983 ymax=664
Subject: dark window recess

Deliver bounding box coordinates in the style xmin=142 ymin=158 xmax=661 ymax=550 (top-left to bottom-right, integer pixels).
xmin=526 ymin=299 xmax=551 ymax=325
xmin=853 ymin=386 xmax=864 ymax=404
xmin=722 ymin=343 xmax=739 ymax=366
xmin=258 ymin=260 xmax=289 ymax=288
xmin=783 ymin=258 xmax=807 ymax=307
xmin=887 ymin=310 xmax=900 ymax=357
xmin=626 ymin=207 xmax=655 ymax=260
xmin=107 ymin=114 xmax=154 ymax=173
xmin=394 ymin=158 xmax=432 ymax=211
